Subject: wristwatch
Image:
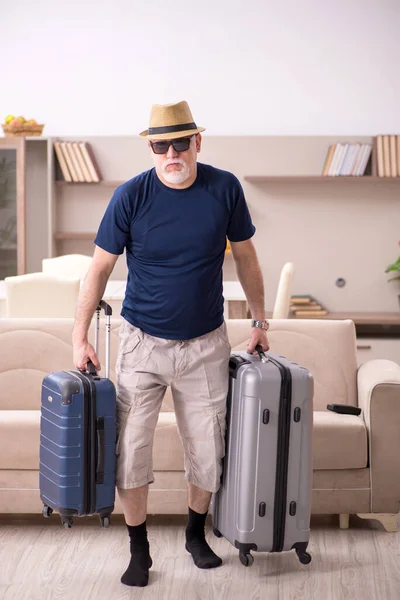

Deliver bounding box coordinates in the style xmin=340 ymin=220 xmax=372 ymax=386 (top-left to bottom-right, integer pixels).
xmin=251 ymin=319 xmax=270 ymax=331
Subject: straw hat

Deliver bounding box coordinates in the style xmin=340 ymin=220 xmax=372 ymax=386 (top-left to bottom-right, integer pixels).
xmin=139 ymin=100 xmax=205 ymax=140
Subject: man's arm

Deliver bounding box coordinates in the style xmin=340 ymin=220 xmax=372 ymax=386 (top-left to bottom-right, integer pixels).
xmin=230 ymin=238 xmax=266 ymax=321
xmin=72 ymin=246 xmax=119 ymax=370
xmin=230 ymin=238 xmax=269 ymax=353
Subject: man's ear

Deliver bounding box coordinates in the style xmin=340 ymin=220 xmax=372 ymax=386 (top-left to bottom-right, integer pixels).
xmin=196 ymin=133 xmax=202 ymax=153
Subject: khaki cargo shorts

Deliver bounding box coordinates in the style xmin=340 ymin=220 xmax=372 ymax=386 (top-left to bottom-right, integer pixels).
xmin=115 ymin=318 xmax=231 ymax=493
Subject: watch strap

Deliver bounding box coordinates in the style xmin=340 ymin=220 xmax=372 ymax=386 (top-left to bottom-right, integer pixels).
xmin=251 ymin=319 xmax=270 ymax=331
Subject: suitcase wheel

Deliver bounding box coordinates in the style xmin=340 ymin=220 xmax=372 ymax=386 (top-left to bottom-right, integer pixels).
xmin=239 ymin=552 xmax=254 ymax=567
xmin=297 ymin=551 xmax=312 ymax=565
xmin=212 ymin=527 xmax=222 ymax=538
xmin=61 ymin=518 xmax=73 ymax=529
xmin=42 ymin=505 xmax=53 ymax=519
xmin=100 ymin=516 xmax=110 ymax=528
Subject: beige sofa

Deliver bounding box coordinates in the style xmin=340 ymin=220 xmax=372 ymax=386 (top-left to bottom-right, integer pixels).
xmin=1 ymin=317 xmax=399 ymax=531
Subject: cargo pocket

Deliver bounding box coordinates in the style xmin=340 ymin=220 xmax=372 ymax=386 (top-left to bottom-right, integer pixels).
xmin=118 ymin=333 xmax=142 ymax=373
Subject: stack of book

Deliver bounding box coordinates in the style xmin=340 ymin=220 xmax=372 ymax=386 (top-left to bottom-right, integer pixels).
xmin=54 ymin=141 xmax=102 ymax=183
xmin=376 ymin=135 xmax=400 ymax=177
xmin=290 ymin=295 xmax=328 ymax=317
xmin=322 ymin=142 xmax=372 ymax=176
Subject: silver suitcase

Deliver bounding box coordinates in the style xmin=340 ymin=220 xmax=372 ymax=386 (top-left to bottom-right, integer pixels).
xmin=211 ymin=345 xmax=314 ymax=567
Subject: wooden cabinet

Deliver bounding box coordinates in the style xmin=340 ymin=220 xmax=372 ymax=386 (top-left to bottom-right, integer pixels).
xmin=0 ymin=138 xmax=26 ymax=277
xmin=356 ymin=338 xmax=400 ymax=366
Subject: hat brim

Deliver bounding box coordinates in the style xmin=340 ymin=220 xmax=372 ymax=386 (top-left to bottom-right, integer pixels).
xmin=139 ymin=126 xmax=205 ymax=140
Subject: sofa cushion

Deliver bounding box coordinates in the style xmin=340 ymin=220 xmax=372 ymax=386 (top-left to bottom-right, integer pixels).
xmin=313 ymin=411 xmax=368 ymax=470
xmin=226 ymin=318 xmax=359 ymax=411
xmin=0 ymin=318 xmax=178 ymax=412
xmin=1 ymin=409 xmax=368 ymax=472
xmin=152 ymin=411 xmax=369 ymax=472
xmin=0 ymin=411 xmax=40 ymax=469
xmin=0 ymin=317 xmax=359 ymax=413
xmin=0 ymin=409 xmax=185 ymax=472
xmin=0 ymin=320 xmax=119 ymax=410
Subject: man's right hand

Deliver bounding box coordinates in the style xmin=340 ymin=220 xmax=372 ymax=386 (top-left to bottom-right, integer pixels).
xmin=73 ymin=341 xmax=101 ymax=373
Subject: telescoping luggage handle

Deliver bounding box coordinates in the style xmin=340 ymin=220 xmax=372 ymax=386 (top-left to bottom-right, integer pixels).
xmin=87 ymin=300 xmax=112 ymax=379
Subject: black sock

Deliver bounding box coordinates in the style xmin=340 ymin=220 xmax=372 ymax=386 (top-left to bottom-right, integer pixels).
xmin=185 ymin=507 xmax=222 ymax=569
xmin=121 ymin=521 xmax=152 ymax=587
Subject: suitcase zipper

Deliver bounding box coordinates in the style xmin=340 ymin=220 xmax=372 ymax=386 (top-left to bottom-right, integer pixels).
xmin=267 ymin=357 xmax=292 ymax=553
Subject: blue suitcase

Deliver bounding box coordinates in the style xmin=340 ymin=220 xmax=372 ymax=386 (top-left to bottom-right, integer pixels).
xmin=40 ymin=301 xmax=116 ymax=528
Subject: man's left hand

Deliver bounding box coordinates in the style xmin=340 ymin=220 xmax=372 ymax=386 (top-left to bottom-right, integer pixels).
xmin=247 ymin=328 xmax=270 ymax=355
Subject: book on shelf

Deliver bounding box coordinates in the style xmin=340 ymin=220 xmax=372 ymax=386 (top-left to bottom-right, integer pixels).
xmin=322 ymin=145 xmax=336 ymax=176
xmin=293 ymin=309 xmax=328 ymax=316
xmin=398 ymin=136 xmax=400 ymax=176
xmin=61 ymin=142 xmax=79 ymax=182
xmin=383 ymin=135 xmax=391 ymax=177
xmin=79 ymin=142 xmax=102 ymax=183
xmin=72 ymin=142 xmax=92 ymax=182
xmin=68 ymin=143 xmax=85 ymax=182
xmin=53 ymin=142 xmax=72 ymax=183
xmin=54 ymin=141 xmax=102 ymax=183
xmin=290 ymin=294 xmax=328 ymax=317
xmin=375 ymin=134 xmax=399 ymax=177
xmin=322 ymin=142 xmax=372 ymax=176
xmin=390 ymin=135 xmax=397 ymax=177
xmin=290 ymin=294 xmax=316 ymax=304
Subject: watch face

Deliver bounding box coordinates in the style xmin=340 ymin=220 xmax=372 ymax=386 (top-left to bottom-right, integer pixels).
xmin=252 ymin=320 xmax=268 ymax=329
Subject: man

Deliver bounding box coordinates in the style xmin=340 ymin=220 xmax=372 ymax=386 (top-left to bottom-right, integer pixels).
xmin=72 ymin=100 xmax=270 ymax=587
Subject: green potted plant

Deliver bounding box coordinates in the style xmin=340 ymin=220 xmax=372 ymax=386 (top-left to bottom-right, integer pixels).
xmin=385 ymin=242 xmax=400 ymax=282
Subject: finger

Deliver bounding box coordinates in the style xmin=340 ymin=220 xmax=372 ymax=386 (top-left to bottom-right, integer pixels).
xmin=90 ymin=353 xmax=101 ymax=371
xmin=89 ymin=358 xmax=101 ymax=371
xmin=80 ymin=357 xmax=92 ymax=371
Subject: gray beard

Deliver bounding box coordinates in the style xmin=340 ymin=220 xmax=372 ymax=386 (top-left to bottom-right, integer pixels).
xmin=161 ymin=162 xmax=190 ymax=184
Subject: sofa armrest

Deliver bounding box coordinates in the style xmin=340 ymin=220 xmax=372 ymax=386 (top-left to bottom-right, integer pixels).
xmin=358 ymin=359 xmax=400 ymax=514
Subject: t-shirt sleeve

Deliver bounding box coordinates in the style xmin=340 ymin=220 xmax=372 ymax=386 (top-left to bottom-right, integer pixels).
xmin=94 ymin=187 xmax=132 ymax=255
xmin=227 ymin=178 xmax=256 ymax=242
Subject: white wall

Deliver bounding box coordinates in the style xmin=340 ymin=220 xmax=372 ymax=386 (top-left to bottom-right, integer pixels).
xmin=2 ymin=1 xmax=400 ymax=313
xmin=2 ymin=0 xmax=400 ymax=136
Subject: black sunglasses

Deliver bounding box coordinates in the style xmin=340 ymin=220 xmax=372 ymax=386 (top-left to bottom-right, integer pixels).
xmin=150 ymin=135 xmax=195 ymax=155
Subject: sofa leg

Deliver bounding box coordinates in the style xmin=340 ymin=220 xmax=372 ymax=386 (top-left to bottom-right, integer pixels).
xmin=356 ymin=513 xmax=399 ymax=532
xmin=339 ymin=514 xmax=350 ymax=529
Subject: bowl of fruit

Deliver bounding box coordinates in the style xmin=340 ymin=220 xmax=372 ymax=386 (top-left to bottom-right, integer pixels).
xmin=2 ymin=115 xmax=45 ymax=137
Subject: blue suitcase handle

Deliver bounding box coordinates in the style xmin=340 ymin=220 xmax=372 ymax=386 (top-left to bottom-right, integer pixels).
xmin=86 ymin=361 xmax=98 ymax=376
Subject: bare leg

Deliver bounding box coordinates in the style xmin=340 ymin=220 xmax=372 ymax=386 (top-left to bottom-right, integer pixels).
xmin=188 ymin=483 xmax=212 ymax=514
xmin=118 ymin=484 xmax=149 ymax=526
xmin=118 ymin=485 xmax=152 ymax=587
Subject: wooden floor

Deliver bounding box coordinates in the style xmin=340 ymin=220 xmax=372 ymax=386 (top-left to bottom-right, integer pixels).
xmin=0 ymin=513 xmax=399 ymax=600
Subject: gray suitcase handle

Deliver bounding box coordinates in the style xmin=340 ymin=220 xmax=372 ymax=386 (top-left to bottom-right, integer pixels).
xmin=87 ymin=300 xmax=112 ymax=379
xmin=255 ymin=344 xmax=269 ymax=363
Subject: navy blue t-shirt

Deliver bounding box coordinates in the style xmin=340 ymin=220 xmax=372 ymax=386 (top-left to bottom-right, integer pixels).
xmin=94 ymin=163 xmax=255 ymax=340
